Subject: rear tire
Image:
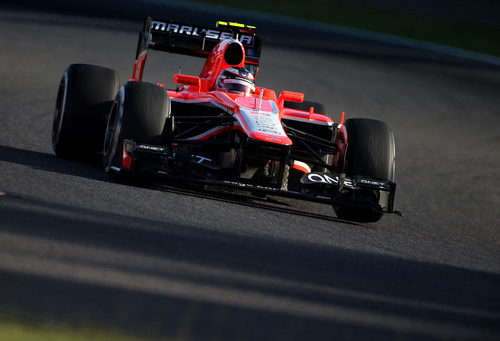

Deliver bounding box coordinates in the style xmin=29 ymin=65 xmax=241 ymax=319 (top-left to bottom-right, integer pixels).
xmin=103 ymin=81 xmax=172 ymax=178
xmin=334 ymin=118 xmax=395 ymax=222
xmin=284 ymin=100 xmax=326 ymax=115
xmin=52 ymin=64 xmax=119 ymax=160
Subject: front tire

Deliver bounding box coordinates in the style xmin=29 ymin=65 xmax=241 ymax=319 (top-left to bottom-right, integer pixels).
xmin=52 ymin=64 xmax=119 ymax=160
xmin=103 ymin=81 xmax=172 ymax=178
xmin=334 ymin=118 xmax=395 ymax=222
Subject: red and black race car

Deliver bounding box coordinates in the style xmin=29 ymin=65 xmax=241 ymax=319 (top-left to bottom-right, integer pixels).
xmin=52 ymin=18 xmax=399 ymax=222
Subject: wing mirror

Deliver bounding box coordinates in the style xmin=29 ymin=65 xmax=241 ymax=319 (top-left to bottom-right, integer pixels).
xmin=174 ymin=74 xmax=201 ymax=87
xmin=278 ymin=91 xmax=304 ymax=113
xmin=278 ymin=90 xmax=304 ymax=103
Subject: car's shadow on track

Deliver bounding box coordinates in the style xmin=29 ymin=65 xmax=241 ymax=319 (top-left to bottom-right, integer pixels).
xmin=155 ymin=184 xmax=365 ymax=227
xmin=0 ymin=145 xmax=363 ymax=226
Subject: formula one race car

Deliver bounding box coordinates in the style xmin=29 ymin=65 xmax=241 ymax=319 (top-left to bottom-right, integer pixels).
xmin=52 ymin=18 xmax=399 ymax=222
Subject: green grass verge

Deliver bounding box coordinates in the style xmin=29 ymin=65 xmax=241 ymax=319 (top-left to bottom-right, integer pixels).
xmin=191 ymin=0 xmax=500 ymax=57
xmin=0 ymin=318 xmax=155 ymax=341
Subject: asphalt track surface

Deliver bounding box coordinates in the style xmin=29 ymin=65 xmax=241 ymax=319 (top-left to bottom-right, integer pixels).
xmin=0 ymin=4 xmax=499 ymax=340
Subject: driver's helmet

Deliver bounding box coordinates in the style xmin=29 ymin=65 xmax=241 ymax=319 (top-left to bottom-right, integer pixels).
xmin=216 ymin=67 xmax=255 ymax=95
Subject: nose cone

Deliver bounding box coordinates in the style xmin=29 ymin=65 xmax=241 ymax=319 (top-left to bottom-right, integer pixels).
xmin=236 ymin=97 xmax=293 ymax=146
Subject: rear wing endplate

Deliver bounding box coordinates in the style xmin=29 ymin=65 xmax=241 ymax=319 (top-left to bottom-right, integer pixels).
xmin=132 ymin=17 xmax=262 ymax=81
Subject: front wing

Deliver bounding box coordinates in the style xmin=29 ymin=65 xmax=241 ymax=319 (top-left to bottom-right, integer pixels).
xmin=116 ymin=140 xmax=400 ymax=215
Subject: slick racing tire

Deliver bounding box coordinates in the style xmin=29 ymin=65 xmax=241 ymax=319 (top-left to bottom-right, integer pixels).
xmin=52 ymin=64 xmax=119 ymax=160
xmin=334 ymin=118 xmax=395 ymax=223
xmin=103 ymin=81 xmax=172 ymax=178
xmin=284 ymin=100 xmax=326 ymax=115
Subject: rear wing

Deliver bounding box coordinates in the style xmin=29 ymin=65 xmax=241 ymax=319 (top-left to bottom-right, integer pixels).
xmin=132 ymin=17 xmax=262 ymax=81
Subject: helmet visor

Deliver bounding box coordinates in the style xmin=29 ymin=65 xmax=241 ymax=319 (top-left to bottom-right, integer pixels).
xmin=220 ymin=79 xmax=255 ymax=95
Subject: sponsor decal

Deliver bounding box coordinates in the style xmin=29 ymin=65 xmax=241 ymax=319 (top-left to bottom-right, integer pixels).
xmin=358 ymin=179 xmax=386 ymax=187
xmin=304 ymin=173 xmax=389 ymax=189
xmin=303 ymin=173 xmax=354 ymax=188
xmin=357 ymin=178 xmax=391 ymax=189
xmin=238 ymin=101 xmax=287 ymax=138
xmin=137 ymin=144 xmax=165 ymax=152
xmin=151 ymin=20 xmax=254 ymax=46
xmin=307 ymin=173 xmax=339 ymax=184
xmin=193 ymin=155 xmax=213 ymax=164
xmin=191 ymin=155 xmax=220 ymax=170
xmin=254 ymin=114 xmax=282 ymax=135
